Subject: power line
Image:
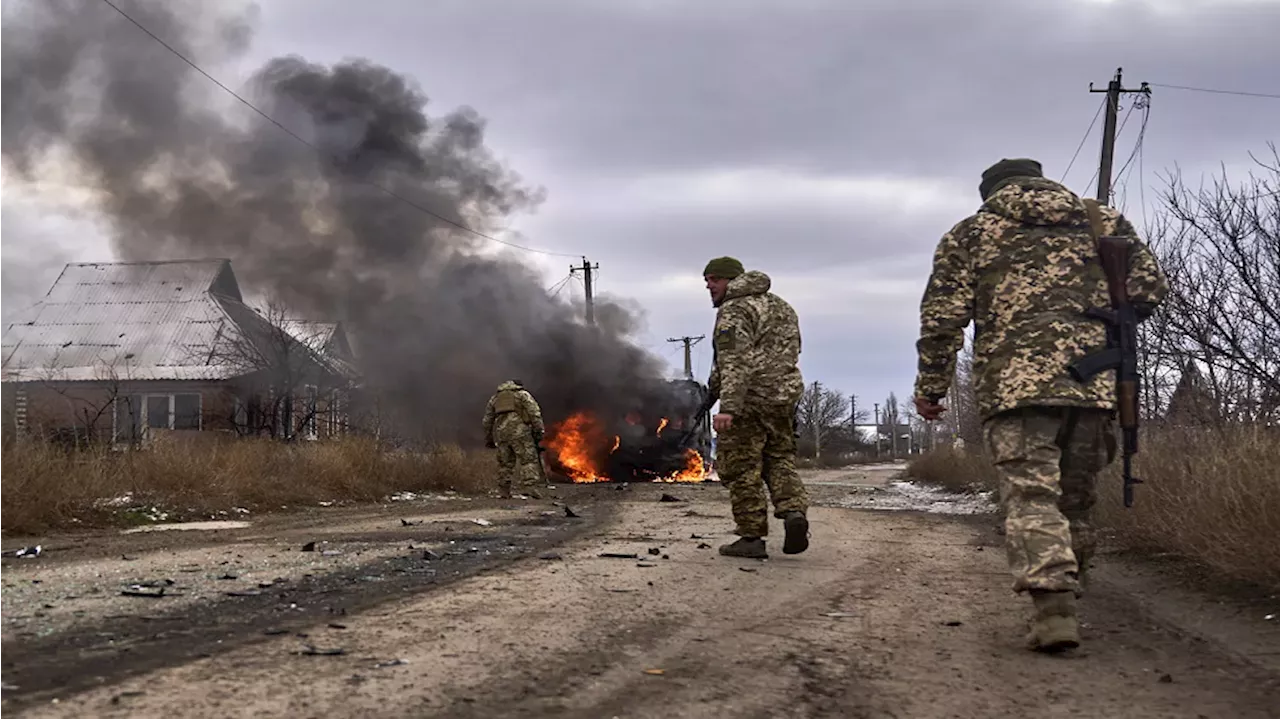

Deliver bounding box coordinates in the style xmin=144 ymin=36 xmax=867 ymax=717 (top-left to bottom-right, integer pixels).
xmin=1149 ymin=82 xmax=1280 ymax=100
xmin=97 ymin=0 xmax=581 ymax=259
xmin=1061 ymin=97 xmax=1107 ymax=183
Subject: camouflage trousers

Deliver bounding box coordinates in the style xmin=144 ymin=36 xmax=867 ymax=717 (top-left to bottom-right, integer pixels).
xmin=716 ymin=403 xmax=809 ymax=537
xmin=984 ymin=406 xmax=1116 ymax=595
xmin=494 ymin=422 xmax=544 ymax=497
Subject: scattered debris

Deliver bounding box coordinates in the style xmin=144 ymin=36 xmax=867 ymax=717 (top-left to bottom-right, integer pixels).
xmin=472 ymin=518 xmax=493 ymax=527
xmin=605 ymin=588 xmax=636 ymax=593
xmin=636 ymin=562 xmax=657 ymax=568
xmin=328 ymin=623 xmax=348 ymax=630
xmin=122 ymin=586 xmax=168 ymax=598
xmin=1158 ymin=673 xmax=1173 ymax=683
xmin=599 ymin=552 xmax=640 ymax=559
xmin=659 ymin=493 xmax=685 ymax=503
xmin=110 ymin=691 xmax=145 ymax=705
xmin=374 ymin=658 xmax=409 ymax=668
xmin=690 ymin=534 xmax=704 ymax=539
xmin=302 ymin=542 xmax=317 ymax=552
xmin=738 ymin=567 xmax=758 ymax=573
xmin=648 ymin=547 xmax=661 ymax=555
xmin=295 ymin=645 xmax=346 ymax=656
xmin=942 ymin=620 xmax=963 ymax=627
xmin=321 ymin=550 xmax=343 ymax=557
xmin=823 ymin=612 xmax=857 ymax=618
xmin=264 ymin=628 xmax=290 ymax=636
xmin=565 ymin=506 xmax=580 ymax=518
xmin=643 ymin=669 xmax=665 ymax=676
xmin=697 ymin=543 xmax=712 ymax=549
xmin=400 ymin=519 xmax=422 ymax=527
xmin=422 ymin=550 xmax=443 ymax=561
xmin=539 ymin=552 xmax=563 ymax=561
xmin=3 ymin=545 xmax=42 ymax=559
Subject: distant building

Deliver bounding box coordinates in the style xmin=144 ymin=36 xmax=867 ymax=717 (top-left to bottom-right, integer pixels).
xmin=1 ymin=259 xmax=358 ymax=446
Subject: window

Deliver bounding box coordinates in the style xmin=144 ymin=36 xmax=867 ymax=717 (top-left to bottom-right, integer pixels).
xmin=174 ymin=394 xmax=201 ymax=430
xmin=113 ymin=392 xmax=203 ymax=442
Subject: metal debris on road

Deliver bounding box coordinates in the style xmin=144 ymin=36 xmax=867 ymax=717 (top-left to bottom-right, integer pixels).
xmin=400 ymin=518 xmax=422 ymax=527
xmin=697 ymin=543 xmax=711 ymax=549
xmin=538 ymin=552 xmax=563 ymax=561
xmin=648 ymin=547 xmax=661 ymax=555
xmin=659 ymin=493 xmax=685 ymax=503
xmin=471 ymin=518 xmax=493 ymax=527
xmin=738 ymin=567 xmax=758 ymax=573
xmin=823 ymin=612 xmax=857 ymax=618
xmin=599 ymin=552 xmax=640 ymax=559
xmin=942 ymin=620 xmax=963 ymax=627
xmin=565 ymin=506 xmax=580 ymax=518
xmin=295 ymin=645 xmax=346 ymax=656
xmin=302 ymin=541 xmax=317 ymax=552
xmin=329 ymin=623 xmax=348 ymax=630
xmin=374 ymin=658 xmax=409 ymax=668
xmin=122 ymin=585 xmax=169 ymax=598
xmin=636 ymin=562 xmax=657 ymax=568
xmin=3 ymin=545 xmax=42 ymax=559
xmin=422 ymin=550 xmax=442 ymax=561
xmin=643 ymin=669 xmax=665 ymax=676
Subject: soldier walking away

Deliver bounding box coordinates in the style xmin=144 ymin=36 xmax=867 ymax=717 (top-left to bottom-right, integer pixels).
xmin=702 ymin=256 xmax=810 ymax=560
xmin=482 ymin=379 xmax=548 ymax=500
xmin=912 ymin=158 xmax=1168 ymax=652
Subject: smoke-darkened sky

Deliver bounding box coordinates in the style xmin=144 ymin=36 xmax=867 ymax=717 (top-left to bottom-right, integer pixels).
xmin=4 ymin=0 xmax=1278 ymax=415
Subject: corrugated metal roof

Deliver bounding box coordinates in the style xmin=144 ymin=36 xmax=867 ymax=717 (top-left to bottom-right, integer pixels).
xmin=2 ymin=259 xmax=261 ymax=383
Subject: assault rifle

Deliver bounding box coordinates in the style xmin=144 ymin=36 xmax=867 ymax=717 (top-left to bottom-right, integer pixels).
xmin=1066 ymin=199 xmax=1142 ymax=508
xmin=677 ymin=393 xmax=718 ymax=449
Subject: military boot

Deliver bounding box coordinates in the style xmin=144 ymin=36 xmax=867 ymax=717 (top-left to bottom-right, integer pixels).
xmin=781 ymin=511 xmax=810 ymax=555
xmin=719 ymin=537 xmax=767 ymax=559
xmin=1025 ymin=590 xmax=1080 ymax=653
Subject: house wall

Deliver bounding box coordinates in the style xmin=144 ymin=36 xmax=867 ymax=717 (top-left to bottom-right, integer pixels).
xmin=5 ymin=380 xmax=242 ymax=445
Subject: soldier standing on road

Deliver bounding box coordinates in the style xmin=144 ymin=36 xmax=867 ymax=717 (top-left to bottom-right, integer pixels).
xmin=703 ymin=257 xmax=811 ymax=559
xmin=482 ymin=379 xmax=547 ymax=500
xmin=912 ymin=158 xmax=1168 ymax=652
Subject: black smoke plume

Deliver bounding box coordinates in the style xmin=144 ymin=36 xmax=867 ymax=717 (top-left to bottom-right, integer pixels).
xmin=1 ymin=0 xmax=676 ymax=443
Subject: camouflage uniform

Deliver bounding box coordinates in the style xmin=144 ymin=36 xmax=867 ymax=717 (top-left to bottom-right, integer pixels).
xmin=482 ymin=380 xmax=547 ymax=499
xmin=914 ymin=159 xmax=1167 ymax=649
xmin=707 ymin=268 xmax=810 ymax=555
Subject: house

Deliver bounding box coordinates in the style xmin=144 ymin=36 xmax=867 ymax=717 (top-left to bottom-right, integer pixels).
xmin=1 ymin=259 xmax=357 ymax=445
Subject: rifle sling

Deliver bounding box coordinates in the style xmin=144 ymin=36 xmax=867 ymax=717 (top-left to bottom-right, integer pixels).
xmin=1082 ymin=198 xmax=1105 ymax=248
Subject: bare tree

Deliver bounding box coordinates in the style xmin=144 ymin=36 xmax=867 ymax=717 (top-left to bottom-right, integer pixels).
xmin=796 ymin=381 xmax=848 ymax=461
xmin=940 ymin=331 xmax=983 ymax=449
xmin=1143 ymin=145 xmax=1280 ymax=424
xmin=198 ymin=298 xmax=355 ymax=441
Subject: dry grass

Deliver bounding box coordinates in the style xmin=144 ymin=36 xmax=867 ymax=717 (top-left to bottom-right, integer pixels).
xmin=907 ymin=444 xmax=999 ymax=494
xmin=908 ymin=425 xmax=1280 ymax=590
xmin=1094 ymin=424 xmax=1280 ymax=591
xmin=1 ymin=436 xmax=499 ymax=537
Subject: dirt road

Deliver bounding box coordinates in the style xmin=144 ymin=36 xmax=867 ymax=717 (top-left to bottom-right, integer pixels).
xmin=4 ymin=467 xmax=1278 ymax=718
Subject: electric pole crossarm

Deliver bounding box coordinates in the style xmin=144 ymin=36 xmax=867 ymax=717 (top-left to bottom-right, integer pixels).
xmin=666 ymin=335 xmax=705 ymax=380
xmin=1089 ymin=67 xmax=1151 ymax=206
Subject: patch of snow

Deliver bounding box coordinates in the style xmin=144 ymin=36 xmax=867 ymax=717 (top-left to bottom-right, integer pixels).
xmin=831 ymin=480 xmax=996 ymax=516
xmin=122 ymin=520 xmax=252 ymax=534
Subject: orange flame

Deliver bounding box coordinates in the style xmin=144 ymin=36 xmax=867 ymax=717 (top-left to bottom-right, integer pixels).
xmin=659 ymin=449 xmax=707 ymax=483
xmin=656 ymin=418 xmax=669 ymax=436
xmin=611 ymin=435 xmax=621 ymax=453
xmin=545 ymin=411 xmax=610 ymax=483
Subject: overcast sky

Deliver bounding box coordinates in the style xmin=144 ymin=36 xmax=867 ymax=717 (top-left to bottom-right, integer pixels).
xmin=3 ymin=0 xmax=1278 ymax=414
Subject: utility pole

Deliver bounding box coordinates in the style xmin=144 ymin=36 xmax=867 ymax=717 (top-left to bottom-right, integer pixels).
xmin=569 ymin=257 xmax=599 ymax=325
xmin=666 ymin=335 xmax=704 ymax=380
xmin=849 ymin=394 xmax=857 ymax=440
xmin=873 ymin=403 xmax=881 ymax=459
xmin=1090 ymin=67 xmax=1150 ymax=206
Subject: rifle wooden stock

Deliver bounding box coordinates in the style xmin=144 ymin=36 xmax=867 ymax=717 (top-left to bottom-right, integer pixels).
xmin=1077 ymin=198 xmax=1145 ymax=508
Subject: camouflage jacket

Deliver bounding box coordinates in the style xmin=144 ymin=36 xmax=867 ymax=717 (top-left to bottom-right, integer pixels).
xmin=482 ymin=381 xmax=545 ymax=444
xmin=914 ymin=177 xmax=1169 ymax=420
xmin=707 ymin=270 xmax=804 ymax=414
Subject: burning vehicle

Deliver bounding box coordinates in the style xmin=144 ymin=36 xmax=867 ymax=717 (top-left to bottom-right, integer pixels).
xmin=544 ymin=378 xmax=714 ymax=483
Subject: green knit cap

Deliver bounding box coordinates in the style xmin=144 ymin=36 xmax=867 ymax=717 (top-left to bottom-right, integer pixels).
xmin=702 ymin=256 xmax=744 ymax=279
xmin=980 ymin=158 xmax=1043 ymax=200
